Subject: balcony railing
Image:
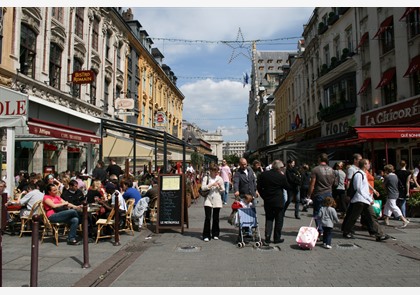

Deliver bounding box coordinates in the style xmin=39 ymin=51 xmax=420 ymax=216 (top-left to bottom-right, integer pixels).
xmin=317 ymin=101 xmax=356 ymax=122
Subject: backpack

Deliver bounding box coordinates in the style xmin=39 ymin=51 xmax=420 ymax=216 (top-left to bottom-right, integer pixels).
xmin=347 ymin=171 xmax=364 ymax=198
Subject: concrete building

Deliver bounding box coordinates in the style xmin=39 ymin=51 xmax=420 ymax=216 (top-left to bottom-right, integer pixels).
xmin=223 ymin=141 xmax=246 ymax=158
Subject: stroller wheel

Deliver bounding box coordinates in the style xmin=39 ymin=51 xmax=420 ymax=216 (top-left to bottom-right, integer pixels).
xmin=237 ymin=242 xmax=244 ymax=248
xmin=255 ymin=241 xmax=262 ymax=247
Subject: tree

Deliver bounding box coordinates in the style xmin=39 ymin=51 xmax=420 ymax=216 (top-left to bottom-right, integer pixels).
xmin=224 ymin=154 xmax=240 ymax=166
xmin=190 ymin=152 xmax=204 ymax=171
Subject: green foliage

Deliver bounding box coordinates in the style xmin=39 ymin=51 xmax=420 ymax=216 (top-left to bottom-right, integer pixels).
xmin=407 ymin=192 xmax=420 ymax=207
xmin=190 ymin=152 xmax=204 ymax=171
xmin=224 ymin=154 xmax=240 ymax=166
xmin=374 ymin=180 xmax=388 ymax=203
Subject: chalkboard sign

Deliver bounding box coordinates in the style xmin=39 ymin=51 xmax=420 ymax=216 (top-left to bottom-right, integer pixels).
xmin=156 ymin=174 xmax=185 ymax=233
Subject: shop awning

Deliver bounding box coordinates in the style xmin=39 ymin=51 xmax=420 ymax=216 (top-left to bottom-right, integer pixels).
xmin=399 ymin=7 xmax=417 ymax=21
xmin=376 ymin=67 xmax=396 ymax=89
xmin=357 ymin=78 xmax=371 ymax=95
xmin=317 ymin=138 xmax=367 ymax=149
xmin=356 ymin=32 xmax=369 ymax=49
xmin=27 ymin=118 xmax=101 ymax=144
xmin=373 ymin=16 xmax=393 ymax=39
xmin=102 ymin=135 xmax=154 ymax=159
xmin=403 ymin=55 xmax=420 ymax=77
xmin=354 ymin=126 xmax=420 ymax=139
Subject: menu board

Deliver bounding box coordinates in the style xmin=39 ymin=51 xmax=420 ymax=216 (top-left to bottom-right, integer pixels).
xmin=156 ymin=174 xmax=185 ymax=233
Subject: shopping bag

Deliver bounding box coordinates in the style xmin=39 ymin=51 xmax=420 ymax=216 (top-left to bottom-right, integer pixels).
xmin=372 ymin=200 xmax=382 ymax=218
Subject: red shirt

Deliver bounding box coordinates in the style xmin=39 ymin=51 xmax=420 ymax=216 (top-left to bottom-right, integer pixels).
xmin=43 ymin=194 xmax=64 ymax=218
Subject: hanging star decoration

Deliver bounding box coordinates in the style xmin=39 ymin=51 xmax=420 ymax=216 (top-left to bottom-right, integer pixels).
xmin=222 ymin=27 xmax=252 ymax=64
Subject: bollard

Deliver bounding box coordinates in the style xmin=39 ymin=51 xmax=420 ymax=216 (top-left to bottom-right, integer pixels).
xmin=82 ymin=201 xmax=90 ymax=269
xmin=113 ymin=192 xmax=120 ymax=246
xmin=0 ymin=193 xmax=7 ymax=287
xmin=30 ymin=214 xmax=40 ymax=287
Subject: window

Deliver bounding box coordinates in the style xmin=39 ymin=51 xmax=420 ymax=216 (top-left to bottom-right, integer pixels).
xmin=258 ymin=59 xmax=263 ymax=63
xmin=89 ymin=70 xmax=96 ymax=105
xmin=148 ymin=107 xmax=152 ymax=127
xmin=413 ymin=72 xmax=420 ymax=96
xmin=324 ymin=45 xmax=330 ymax=66
xmin=345 ymin=26 xmax=353 ymax=53
xmin=268 ymin=66 xmax=274 ymax=70
xmin=20 ymin=24 xmax=37 ymax=78
xmin=51 ymin=7 xmax=63 ymax=23
xmin=75 ymin=7 xmax=84 ymax=39
xmin=72 ymin=58 xmax=82 ymax=98
xmin=105 ymin=30 xmax=111 ymax=60
xmin=276 ymin=59 xmax=282 ymax=64
xmin=127 ymin=47 xmax=133 ymax=72
xmin=115 ymin=86 xmax=121 ymax=99
xmin=104 ymin=79 xmax=109 ymax=112
xmin=408 ymin=9 xmax=420 ymax=38
xmin=49 ymin=43 xmax=62 ymax=89
xmin=323 ymin=73 xmax=356 ymax=107
xmin=116 ymin=44 xmax=121 ymax=69
xmin=383 ymin=74 xmax=397 ymax=105
xmin=267 ymin=59 xmax=273 ymax=63
xmin=92 ymin=17 xmax=99 ymax=51
xmin=149 ymin=75 xmax=153 ymax=97
xmin=142 ymin=68 xmax=147 ymax=90
xmin=141 ymin=104 xmax=145 ymax=126
xmin=334 ymin=36 xmax=340 ymax=58
xmin=381 ymin=20 xmax=394 ymax=54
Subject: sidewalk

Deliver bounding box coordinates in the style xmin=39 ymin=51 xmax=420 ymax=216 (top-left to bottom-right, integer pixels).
xmin=2 ymin=195 xmax=420 ymax=287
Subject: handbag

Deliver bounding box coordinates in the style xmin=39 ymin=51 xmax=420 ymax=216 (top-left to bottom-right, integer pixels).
xmin=53 ymin=205 xmax=68 ymax=213
xmin=372 ymin=200 xmax=382 ymax=218
xmin=199 ymin=175 xmax=210 ymax=197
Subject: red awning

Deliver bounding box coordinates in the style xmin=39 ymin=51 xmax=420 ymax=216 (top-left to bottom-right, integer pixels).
xmin=317 ymin=138 xmax=367 ymax=149
xmin=373 ymin=16 xmax=393 ymax=39
xmin=357 ymin=78 xmax=371 ymax=95
xmin=399 ymin=7 xmax=418 ymax=21
xmin=403 ymin=55 xmax=420 ymax=77
xmin=28 ymin=118 xmax=101 ymax=144
xmin=354 ymin=126 xmax=420 ymax=139
xmin=356 ymin=32 xmax=369 ymax=49
xmin=376 ymin=67 xmax=396 ymax=89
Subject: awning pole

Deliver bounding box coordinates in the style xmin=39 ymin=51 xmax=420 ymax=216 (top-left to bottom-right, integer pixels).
xmin=154 ymin=140 xmax=158 ymax=173
xmin=163 ymin=132 xmax=168 ymax=173
xmin=182 ymin=142 xmax=186 ymax=174
xmin=99 ymin=119 xmax=103 ymax=162
xmin=133 ymin=132 xmax=137 ymax=175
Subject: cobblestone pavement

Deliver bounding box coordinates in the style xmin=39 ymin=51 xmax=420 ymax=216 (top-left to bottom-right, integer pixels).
xmin=2 ymin=194 xmax=420 ymax=288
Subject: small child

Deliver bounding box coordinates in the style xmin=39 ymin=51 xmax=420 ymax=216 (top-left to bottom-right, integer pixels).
xmin=318 ymin=196 xmax=339 ymax=249
xmin=228 ymin=194 xmax=254 ymax=226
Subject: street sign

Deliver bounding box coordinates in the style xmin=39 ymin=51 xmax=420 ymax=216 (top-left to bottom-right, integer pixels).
xmin=155 ymin=111 xmax=167 ymax=124
xmin=115 ymin=98 xmax=135 ymax=110
xmin=116 ymin=111 xmax=135 ymax=116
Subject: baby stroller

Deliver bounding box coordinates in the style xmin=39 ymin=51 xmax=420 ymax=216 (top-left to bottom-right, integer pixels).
xmin=236 ymin=207 xmax=262 ymax=248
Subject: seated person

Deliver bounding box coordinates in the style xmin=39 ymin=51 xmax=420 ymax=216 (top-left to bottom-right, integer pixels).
xmin=43 ymin=183 xmax=81 ymax=245
xmin=120 ymin=178 xmax=141 ymax=206
xmin=86 ymin=179 xmax=104 ymax=204
xmin=17 ymin=181 xmax=44 ymax=217
xmin=61 ymin=179 xmax=86 ymax=206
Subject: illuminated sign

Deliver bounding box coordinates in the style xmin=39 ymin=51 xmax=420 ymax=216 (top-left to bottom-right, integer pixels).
xmin=71 ymin=70 xmax=95 ymax=84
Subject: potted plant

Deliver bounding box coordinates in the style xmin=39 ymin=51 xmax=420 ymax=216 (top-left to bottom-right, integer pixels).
xmin=407 ymin=191 xmax=420 ymax=217
xmin=318 ymin=22 xmax=328 ymax=35
xmin=330 ymin=56 xmax=338 ymax=69
xmin=320 ymin=63 xmax=329 ymax=75
xmin=328 ymin=12 xmax=339 ymax=25
xmin=341 ymin=48 xmax=350 ymax=61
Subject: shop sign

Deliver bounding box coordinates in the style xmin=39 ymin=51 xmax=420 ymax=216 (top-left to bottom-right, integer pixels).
xmin=115 ymin=98 xmax=135 ymax=110
xmin=0 ymin=86 xmax=28 ymax=118
xmin=362 ymin=97 xmax=420 ymax=126
xmin=71 ymin=70 xmax=95 ymax=84
xmin=322 ymin=115 xmax=355 ymax=137
xmin=155 ymin=111 xmax=167 ymax=124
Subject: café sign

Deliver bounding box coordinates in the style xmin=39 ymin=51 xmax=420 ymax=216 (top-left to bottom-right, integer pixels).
xmin=71 ymin=70 xmax=95 ymax=84
xmin=0 ymin=86 xmax=28 ymax=118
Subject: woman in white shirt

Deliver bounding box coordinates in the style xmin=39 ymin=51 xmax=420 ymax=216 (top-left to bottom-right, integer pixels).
xmin=201 ymin=163 xmax=225 ymax=242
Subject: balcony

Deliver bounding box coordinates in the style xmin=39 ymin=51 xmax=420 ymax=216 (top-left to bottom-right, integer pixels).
xmin=327 ymin=13 xmax=339 ymax=26
xmin=317 ymin=101 xmax=356 ymax=122
xmin=318 ymin=22 xmax=328 ymax=35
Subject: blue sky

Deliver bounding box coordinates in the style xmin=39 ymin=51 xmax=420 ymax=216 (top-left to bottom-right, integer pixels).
xmin=131 ymin=6 xmax=315 ymax=142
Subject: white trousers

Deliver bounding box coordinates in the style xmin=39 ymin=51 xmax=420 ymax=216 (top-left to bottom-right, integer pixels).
xmin=383 ymin=198 xmax=402 ymax=219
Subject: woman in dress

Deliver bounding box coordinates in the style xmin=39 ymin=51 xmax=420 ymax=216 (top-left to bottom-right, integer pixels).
xmin=201 ymin=163 xmax=225 ymax=242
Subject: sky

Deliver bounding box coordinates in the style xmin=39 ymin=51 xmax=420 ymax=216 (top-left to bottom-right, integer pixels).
xmin=131 ymin=6 xmax=315 ymax=142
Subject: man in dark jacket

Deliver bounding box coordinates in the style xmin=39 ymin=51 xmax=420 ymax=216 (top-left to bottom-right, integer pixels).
xmin=285 ymin=159 xmax=302 ymax=219
xmin=106 ymin=158 xmax=123 ymax=179
xmin=257 ymin=160 xmax=290 ymax=245
xmin=233 ymin=158 xmax=257 ymax=201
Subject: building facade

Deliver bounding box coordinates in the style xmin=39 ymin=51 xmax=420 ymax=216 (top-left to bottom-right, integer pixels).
xmin=0 ymin=7 xmax=184 ymax=185
xmin=223 ymin=141 xmax=246 ymax=158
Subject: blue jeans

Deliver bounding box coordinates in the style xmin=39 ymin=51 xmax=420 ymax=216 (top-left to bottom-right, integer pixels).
xmin=223 ymin=182 xmax=230 ymax=203
xmin=48 ymin=209 xmax=80 ymax=241
xmin=397 ymin=199 xmax=406 ymax=217
xmin=322 ymin=226 xmax=333 ymax=246
xmin=313 ymin=191 xmax=333 ymax=233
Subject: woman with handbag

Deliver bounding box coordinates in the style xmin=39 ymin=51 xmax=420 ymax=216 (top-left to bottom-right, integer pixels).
xmin=43 ymin=183 xmax=82 ymax=245
xmin=201 ymin=163 xmax=225 ymax=242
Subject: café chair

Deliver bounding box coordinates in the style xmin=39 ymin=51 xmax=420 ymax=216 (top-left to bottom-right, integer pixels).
xmin=19 ymin=200 xmax=43 ymax=237
xmin=95 ymin=207 xmax=115 ymax=243
xmin=120 ymin=198 xmax=135 ymax=236
xmin=39 ymin=203 xmax=68 ymax=246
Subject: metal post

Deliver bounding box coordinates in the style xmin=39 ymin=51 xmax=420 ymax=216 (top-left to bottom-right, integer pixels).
xmin=163 ymin=132 xmax=168 ymax=173
xmin=1 ymin=193 xmax=7 ymax=232
xmin=82 ymin=201 xmax=90 ymax=269
xmin=154 ymin=140 xmax=158 ymax=173
xmin=133 ymin=132 xmax=137 ymax=175
xmin=183 ymin=142 xmax=186 ymax=174
xmin=113 ymin=193 xmax=120 ymax=246
xmin=99 ymin=119 xmax=103 ymax=162
xmin=30 ymin=214 xmax=40 ymax=287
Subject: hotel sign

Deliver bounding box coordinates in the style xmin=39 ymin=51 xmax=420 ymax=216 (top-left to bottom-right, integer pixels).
xmin=71 ymin=70 xmax=95 ymax=84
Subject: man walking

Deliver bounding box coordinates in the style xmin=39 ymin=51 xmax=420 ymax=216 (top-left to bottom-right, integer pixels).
xmin=233 ymin=158 xmax=257 ymax=201
xmin=307 ymin=153 xmax=336 ymax=235
xmin=285 ymin=159 xmax=302 ymax=219
xmin=219 ymin=159 xmax=232 ymax=205
xmin=257 ymin=160 xmax=290 ymax=245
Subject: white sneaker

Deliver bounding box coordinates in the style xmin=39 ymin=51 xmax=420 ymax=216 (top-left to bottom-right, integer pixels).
xmin=401 ymin=220 xmax=410 ymax=228
xmin=213 ymin=237 xmax=219 ymax=240
xmin=326 ymin=245 xmax=332 ymax=249
xmin=204 ymin=238 xmax=209 ymax=242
